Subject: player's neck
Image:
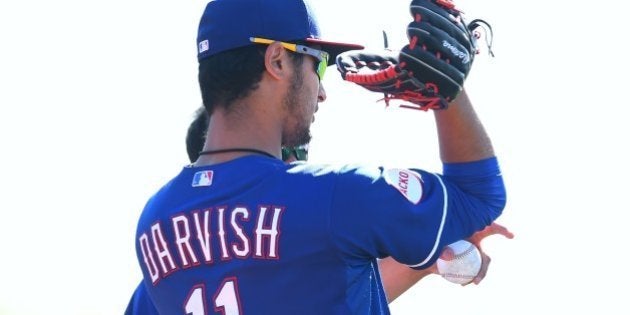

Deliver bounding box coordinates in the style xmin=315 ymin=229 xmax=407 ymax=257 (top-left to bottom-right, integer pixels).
xmin=195 ymin=107 xmax=282 ymax=166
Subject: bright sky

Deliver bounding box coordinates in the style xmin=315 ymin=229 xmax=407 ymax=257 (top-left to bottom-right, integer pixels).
xmin=0 ymin=0 xmax=628 ymax=314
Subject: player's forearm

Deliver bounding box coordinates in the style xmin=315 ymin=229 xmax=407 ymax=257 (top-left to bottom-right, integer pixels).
xmin=434 ymin=90 xmax=495 ymax=163
xmin=378 ymin=257 xmax=435 ymax=303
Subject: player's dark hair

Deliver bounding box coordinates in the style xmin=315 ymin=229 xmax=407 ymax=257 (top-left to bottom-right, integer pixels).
xmin=198 ymin=44 xmax=304 ymax=114
xmin=186 ymin=107 xmax=209 ymax=162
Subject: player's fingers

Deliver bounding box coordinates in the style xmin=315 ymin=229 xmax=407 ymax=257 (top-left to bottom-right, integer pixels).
xmin=470 ymin=252 xmax=491 ymax=285
xmin=485 ymin=222 xmax=513 ymax=237
xmin=471 ymin=222 xmax=514 ymax=245
xmin=493 ymin=224 xmax=515 ymax=239
xmin=439 ymin=246 xmax=455 ymax=261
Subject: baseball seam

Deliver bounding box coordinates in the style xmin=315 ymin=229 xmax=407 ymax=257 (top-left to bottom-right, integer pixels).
xmin=452 ymin=243 xmax=476 ymax=262
xmin=440 ymin=243 xmax=479 ymax=282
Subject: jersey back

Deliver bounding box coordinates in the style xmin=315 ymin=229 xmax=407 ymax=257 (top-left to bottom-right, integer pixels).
xmin=135 ymin=156 xmax=505 ymax=314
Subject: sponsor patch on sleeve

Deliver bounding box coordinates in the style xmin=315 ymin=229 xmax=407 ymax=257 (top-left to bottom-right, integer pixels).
xmin=383 ymin=168 xmax=423 ymax=204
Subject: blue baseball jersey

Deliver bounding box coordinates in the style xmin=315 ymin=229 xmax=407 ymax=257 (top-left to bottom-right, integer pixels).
xmin=134 ymin=156 xmax=505 ymax=314
xmin=125 ymin=281 xmax=158 ymax=315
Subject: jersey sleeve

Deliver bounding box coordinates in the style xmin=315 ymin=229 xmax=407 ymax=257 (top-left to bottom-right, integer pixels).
xmin=328 ymin=157 xmax=506 ymax=269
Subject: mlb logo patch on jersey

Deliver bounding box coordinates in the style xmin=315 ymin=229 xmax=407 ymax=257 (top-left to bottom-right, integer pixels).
xmin=192 ymin=170 xmax=214 ymax=187
xmin=383 ymin=168 xmax=423 ymax=204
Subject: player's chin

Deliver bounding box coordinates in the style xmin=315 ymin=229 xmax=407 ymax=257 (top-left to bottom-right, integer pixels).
xmin=304 ymin=112 xmax=315 ymax=124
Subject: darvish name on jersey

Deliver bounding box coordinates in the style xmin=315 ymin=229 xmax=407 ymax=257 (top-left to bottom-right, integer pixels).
xmin=138 ymin=205 xmax=283 ymax=284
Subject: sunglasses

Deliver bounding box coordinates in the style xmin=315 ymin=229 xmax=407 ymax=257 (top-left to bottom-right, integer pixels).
xmin=281 ymin=146 xmax=309 ymax=162
xmin=249 ymin=37 xmax=329 ymax=81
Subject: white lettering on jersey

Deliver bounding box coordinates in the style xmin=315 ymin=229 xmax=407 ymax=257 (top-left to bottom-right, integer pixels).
xmin=231 ymin=207 xmax=251 ymax=257
xmin=172 ymin=214 xmax=200 ymax=268
xmin=384 ymin=168 xmax=424 ymax=204
xmin=151 ymin=223 xmax=178 ymax=276
xmin=192 ymin=209 xmax=213 ymax=263
xmin=217 ymin=207 xmax=230 ymax=260
xmin=137 ymin=205 xmax=285 ymax=283
xmin=254 ymin=206 xmax=283 ymax=259
xmin=139 ymin=233 xmax=160 ymax=284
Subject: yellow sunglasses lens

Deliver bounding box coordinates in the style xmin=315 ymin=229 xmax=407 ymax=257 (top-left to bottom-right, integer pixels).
xmin=316 ymin=58 xmax=327 ymax=80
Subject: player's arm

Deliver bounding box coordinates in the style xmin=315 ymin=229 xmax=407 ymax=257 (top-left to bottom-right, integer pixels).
xmin=434 ymin=89 xmax=494 ymax=163
xmin=379 ymin=257 xmax=435 ymax=303
xmin=337 ymin=1 xmax=496 ymax=163
xmin=379 ymin=222 xmax=513 ymax=302
xmin=334 ymin=0 xmax=506 ymax=272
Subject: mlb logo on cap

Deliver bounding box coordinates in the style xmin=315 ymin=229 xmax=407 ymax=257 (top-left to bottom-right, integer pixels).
xmin=192 ymin=170 xmax=214 ymax=187
xmin=198 ymin=40 xmax=209 ymax=54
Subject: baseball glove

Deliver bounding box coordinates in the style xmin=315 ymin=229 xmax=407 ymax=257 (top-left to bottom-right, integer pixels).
xmin=337 ymin=0 xmax=493 ymax=111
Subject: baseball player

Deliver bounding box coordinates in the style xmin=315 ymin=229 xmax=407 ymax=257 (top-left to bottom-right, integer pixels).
xmin=126 ymin=107 xmax=512 ymax=313
xmin=126 ymin=109 xmax=315 ymax=315
xmin=132 ymin=0 xmax=508 ymax=313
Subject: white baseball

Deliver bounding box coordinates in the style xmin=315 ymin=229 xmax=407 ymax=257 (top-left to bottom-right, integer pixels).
xmin=436 ymin=240 xmax=482 ymax=285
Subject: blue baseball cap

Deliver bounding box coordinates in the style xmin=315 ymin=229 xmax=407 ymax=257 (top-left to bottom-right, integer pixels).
xmin=196 ymin=0 xmax=364 ymax=63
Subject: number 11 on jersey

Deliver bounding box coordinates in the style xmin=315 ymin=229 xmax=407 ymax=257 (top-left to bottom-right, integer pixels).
xmin=184 ymin=277 xmax=242 ymax=315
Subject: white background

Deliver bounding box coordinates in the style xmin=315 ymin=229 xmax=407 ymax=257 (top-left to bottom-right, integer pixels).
xmin=0 ymin=0 xmax=628 ymax=314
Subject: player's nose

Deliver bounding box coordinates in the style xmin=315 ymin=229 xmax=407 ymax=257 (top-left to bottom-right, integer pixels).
xmin=318 ymin=84 xmax=326 ymax=102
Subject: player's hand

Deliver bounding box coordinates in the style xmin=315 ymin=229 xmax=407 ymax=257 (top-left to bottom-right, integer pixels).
xmin=464 ymin=222 xmax=514 ymax=285
xmin=337 ymin=0 xmax=493 ymax=111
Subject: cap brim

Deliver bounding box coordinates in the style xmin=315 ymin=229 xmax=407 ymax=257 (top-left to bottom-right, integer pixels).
xmin=305 ymin=38 xmax=364 ymax=66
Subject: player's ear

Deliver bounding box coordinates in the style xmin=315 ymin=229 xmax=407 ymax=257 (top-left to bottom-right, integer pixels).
xmin=264 ymin=42 xmax=290 ymax=80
